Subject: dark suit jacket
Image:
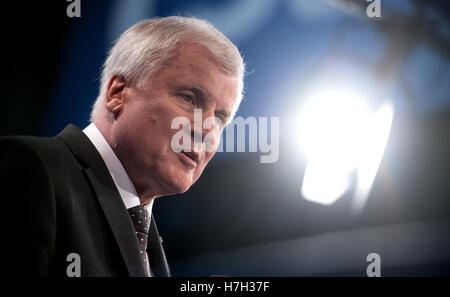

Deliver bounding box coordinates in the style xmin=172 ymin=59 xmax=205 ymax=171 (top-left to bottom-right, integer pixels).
xmin=0 ymin=124 xmax=170 ymax=277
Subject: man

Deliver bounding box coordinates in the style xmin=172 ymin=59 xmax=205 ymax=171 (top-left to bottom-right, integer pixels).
xmin=0 ymin=16 xmax=245 ymax=277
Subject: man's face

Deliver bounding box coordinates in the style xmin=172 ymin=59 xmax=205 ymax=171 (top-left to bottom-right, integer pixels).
xmin=110 ymin=42 xmax=238 ymax=197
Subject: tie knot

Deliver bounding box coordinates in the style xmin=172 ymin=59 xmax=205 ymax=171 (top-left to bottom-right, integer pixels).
xmin=128 ymin=205 xmax=150 ymax=234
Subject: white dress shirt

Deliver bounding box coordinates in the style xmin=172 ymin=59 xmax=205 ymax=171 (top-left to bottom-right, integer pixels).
xmin=83 ymin=123 xmax=153 ymax=276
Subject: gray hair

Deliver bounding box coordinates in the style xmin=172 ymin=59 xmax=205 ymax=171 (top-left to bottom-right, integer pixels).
xmin=90 ymin=16 xmax=245 ymax=122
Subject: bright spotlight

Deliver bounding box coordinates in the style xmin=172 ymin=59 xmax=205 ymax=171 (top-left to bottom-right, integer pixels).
xmin=298 ymin=87 xmax=394 ymax=210
xmin=351 ymin=102 xmax=394 ymax=214
xmin=301 ymin=161 xmax=351 ymax=205
xmin=298 ymin=88 xmax=371 ymax=173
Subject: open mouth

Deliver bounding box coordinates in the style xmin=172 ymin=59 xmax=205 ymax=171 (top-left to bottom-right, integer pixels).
xmin=183 ymin=151 xmax=200 ymax=162
xmin=179 ymin=151 xmax=199 ymax=168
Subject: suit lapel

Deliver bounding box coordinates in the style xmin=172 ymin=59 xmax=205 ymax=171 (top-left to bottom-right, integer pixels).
xmin=83 ymin=168 xmax=147 ymax=277
xmin=148 ymin=215 xmax=171 ymax=277
xmin=58 ymin=124 xmax=147 ymax=277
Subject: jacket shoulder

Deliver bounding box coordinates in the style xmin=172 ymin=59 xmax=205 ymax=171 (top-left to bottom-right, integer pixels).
xmin=0 ymin=134 xmax=81 ymax=190
xmin=0 ymin=134 xmax=74 ymax=166
xmin=1 ymin=134 xmax=66 ymax=152
xmin=0 ymin=136 xmax=62 ymax=276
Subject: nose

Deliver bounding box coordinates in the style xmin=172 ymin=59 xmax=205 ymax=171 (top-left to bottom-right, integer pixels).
xmin=191 ymin=108 xmax=220 ymax=152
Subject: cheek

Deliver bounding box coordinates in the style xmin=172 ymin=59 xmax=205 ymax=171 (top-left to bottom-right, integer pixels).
xmin=190 ymin=153 xmax=213 ymax=184
xmin=117 ymin=106 xmax=175 ymax=162
xmin=202 ymin=151 xmax=216 ymax=170
xmin=134 ymin=103 xmax=177 ymax=141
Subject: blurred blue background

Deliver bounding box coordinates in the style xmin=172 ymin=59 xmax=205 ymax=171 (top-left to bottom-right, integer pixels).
xmin=3 ymin=0 xmax=450 ymax=276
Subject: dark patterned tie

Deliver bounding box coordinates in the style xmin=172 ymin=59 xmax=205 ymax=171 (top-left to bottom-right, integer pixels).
xmin=128 ymin=205 xmax=150 ymax=276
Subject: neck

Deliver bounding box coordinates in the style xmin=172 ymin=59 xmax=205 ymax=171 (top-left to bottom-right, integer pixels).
xmin=94 ymin=116 xmax=164 ymax=205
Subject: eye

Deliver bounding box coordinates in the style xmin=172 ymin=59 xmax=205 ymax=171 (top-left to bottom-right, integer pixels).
xmin=180 ymin=94 xmax=194 ymax=104
xmin=215 ymin=115 xmax=226 ymax=129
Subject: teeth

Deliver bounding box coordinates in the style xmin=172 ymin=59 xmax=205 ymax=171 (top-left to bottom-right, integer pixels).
xmin=183 ymin=152 xmax=195 ymax=161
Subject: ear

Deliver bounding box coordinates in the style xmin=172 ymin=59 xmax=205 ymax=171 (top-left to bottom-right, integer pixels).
xmin=105 ymin=75 xmax=126 ymax=115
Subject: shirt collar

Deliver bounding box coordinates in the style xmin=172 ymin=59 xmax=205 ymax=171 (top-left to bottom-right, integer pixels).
xmin=83 ymin=123 xmax=154 ymax=214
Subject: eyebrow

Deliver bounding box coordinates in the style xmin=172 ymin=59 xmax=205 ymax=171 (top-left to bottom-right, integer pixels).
xmin=180 ymin=85 xmax=232 ymax=120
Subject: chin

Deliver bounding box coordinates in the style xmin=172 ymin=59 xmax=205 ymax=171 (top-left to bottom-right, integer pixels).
xmin=163 ymin=173 xmax=193 ymax=195
xmin=171 ymin=180 xmax=192 ymax=194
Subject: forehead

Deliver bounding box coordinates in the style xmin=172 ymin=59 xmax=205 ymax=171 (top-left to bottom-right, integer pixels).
xmin=154 ymin=42 xmax=238 ymax=113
